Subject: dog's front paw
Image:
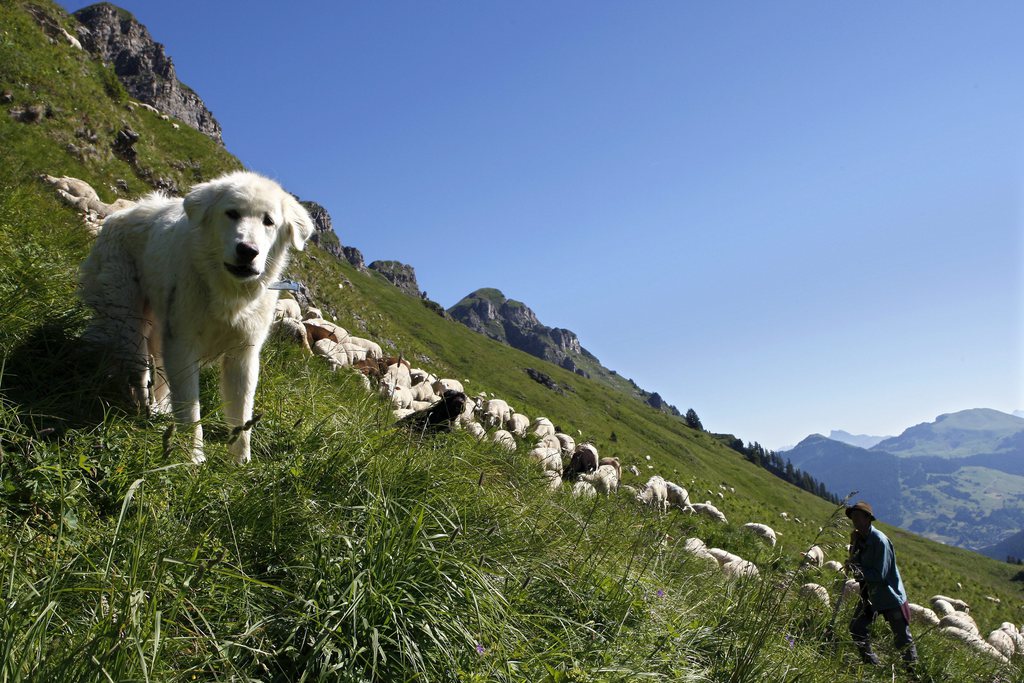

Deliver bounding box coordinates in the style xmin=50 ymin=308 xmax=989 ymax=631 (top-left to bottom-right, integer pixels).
xmin=229 ymin=439 xmax=251 ymax=466
xmin=190 ymin=447 xmax=207 ymax=465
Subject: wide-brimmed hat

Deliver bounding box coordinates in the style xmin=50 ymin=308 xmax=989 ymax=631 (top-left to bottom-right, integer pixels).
xmin=845 ymin=501 xmax=876 ymax=521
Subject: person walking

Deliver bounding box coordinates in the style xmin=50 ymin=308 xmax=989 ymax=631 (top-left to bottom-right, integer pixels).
xmin=845 ymin=500 xmax=919 ymax=669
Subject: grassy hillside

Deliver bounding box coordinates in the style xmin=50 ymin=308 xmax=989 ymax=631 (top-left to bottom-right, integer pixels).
xmin=2 ymin=2 xmax=1023 ymax=680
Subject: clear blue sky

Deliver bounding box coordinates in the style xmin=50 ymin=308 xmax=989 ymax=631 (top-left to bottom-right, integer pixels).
xmin=64 ymin=1 xmax=1023 ymax=449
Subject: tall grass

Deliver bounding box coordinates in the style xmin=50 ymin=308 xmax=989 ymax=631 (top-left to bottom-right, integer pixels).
xmin=2 ymin=2 xmax=1023 ymax=679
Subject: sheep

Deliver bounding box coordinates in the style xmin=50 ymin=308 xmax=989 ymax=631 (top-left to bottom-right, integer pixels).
xmin=384 ymin=384 xmax=414 ymax=410
xmin=907 ymin=603 xmax=940 ymax=627
xmin=432 ymin=378 xmax=464 ymax=394
xmin=565 ymin=443 xmax=599 ymax=479
xmin=798 ymin=583 xmax=831 ymax=609
xmin=539 ymin=433 xmax=562 ymax=451
xmin=619 ymin=484 xmax=638 ymax=496
xmin=842 ymin=579 xmax=861 ymax=601
xmin=1000 ymin=623 xmax=1024 ymax=655
xmin=303 ymin=317 xmax=349 ymax=344
xmin=555 ymin=432 xmax=576 ymax=455
xmin=707 ymin=548 xmax=743 ymax=566
xmin=342 ymin=342 xmax=369 ymax=364
xmin=941 ymin=627 xmax=1008 ymax=663
xmin=346 ymin=336 xmax=383 ymax=360
xmin=506 ymin=412 xmax=530 ymax=437
xmin=801 ymin=545 xmax=824 ymax=568
xmin=457 ymin=395 xmax=479 ymax=426
xmin=598 ymin=457 xmax=621 ymax=486
xmin=721 ymin=559 xmax=759 ymax=579
xmin=543 ymin=470 xmax=562 ymax=491
xmin=939 ymin=612 xmax=979 ymax=636
xmin=987 ymin=629 xmax=1015 ymax=659
xmin=930 ymin=595 xmax=970 ymax=612
xmin=689 ymin=502 xmax=727 ymax=524
xmin=636 ymin=476 xmax=669 ymax=513
xmin=465 ymin=422 xmax=486 ymax=441
xmin=572 ymin=480 xmax=596 ymax=498
xmin=481 ymin=399 xmax=511 ymax=428
xmin=528 ymin=446 xmax=563 ymax=475
xmin=681 ymin=538 xmax=719 ymax=569
xmin=411 ymin=380 xmax=437 ymax=403
xmin=382 ymin=361 xmax=413 ymax=391
xmin=822 ymin=560 xmax=844 ymax=573
xmin=531 ymin=417 xmax=556 ymax=438
xmin=683 ymin=537 xmax=708 ymax=554
xmin=491 ymin=429 xmax=516 ymax=452
xmin=274 ymin=297 xmax=302 ymax=321
xmin=665 ymin=481 xmax=690 ymax=510
xmin=931 ymin=599 xmax=956 ymax=618
xmin=409 ymin=368 xmax=437 ymax=387
xmin=313 ymin=338 xmax=350 ymax=369
xmin=741 ymin=523 xmax=777 ymax=547
xmin=578 ymin=464 xmax=619 ymax=495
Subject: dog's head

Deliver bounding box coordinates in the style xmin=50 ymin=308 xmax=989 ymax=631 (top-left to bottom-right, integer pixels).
xmin=183 ymin=171 xmax=315 ymax=283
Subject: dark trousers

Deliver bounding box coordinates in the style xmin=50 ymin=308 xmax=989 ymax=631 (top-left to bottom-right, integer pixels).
xmin=849 ymin=598 xmax=918 ymax=665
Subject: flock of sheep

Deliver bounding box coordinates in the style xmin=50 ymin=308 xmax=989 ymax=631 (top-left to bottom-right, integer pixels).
xmin=41 ymin=166 xmax=1024 ymax=673
xmin=273 ymin=298 xmax=1024 ymax=667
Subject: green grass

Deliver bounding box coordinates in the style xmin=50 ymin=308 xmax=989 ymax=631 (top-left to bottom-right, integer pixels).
xmin=1 ymin=1 xmax=1023 ymax=680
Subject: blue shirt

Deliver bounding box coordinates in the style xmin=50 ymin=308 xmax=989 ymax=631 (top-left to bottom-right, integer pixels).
xmin=853 ymin=526 xmax=908 ymax=612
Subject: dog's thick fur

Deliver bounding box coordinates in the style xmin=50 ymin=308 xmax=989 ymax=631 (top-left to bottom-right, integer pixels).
xmin=78 ymin=171 xmax=314 ymax=463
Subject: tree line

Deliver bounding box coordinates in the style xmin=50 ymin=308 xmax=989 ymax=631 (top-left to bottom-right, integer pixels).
xmin=716 ymin=433 xmax=841 ymax=504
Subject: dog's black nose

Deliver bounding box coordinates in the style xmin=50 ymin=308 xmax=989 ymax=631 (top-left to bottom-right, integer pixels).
xmin=236 ymin=242 xmax=259 ymax=263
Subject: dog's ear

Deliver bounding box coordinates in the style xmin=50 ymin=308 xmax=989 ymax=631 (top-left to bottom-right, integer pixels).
xmin=183 ymin=179 xmax=225 ymax=225
xmin=282 ymin=196 xmax=315 ymax=251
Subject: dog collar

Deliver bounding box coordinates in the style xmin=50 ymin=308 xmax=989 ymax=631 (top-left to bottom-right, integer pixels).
xmin=268 ymin=279 xmax=301 ymax=291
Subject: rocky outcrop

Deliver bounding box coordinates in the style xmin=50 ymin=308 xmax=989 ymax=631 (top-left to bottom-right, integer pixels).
xmin=369 ymin=260 xmax=422 ymax=298
xmin=72 ymin=3 xmax=223 ymax=143
xmin=341 ymin=246 xmax=366 ymax=271
xmin=297 ymin=200 xmax=366 ymax=270
xmin=448 ymin=289 xmax=590 ymax=377
xmin=301 ymin=201 xmax=344 ymax=258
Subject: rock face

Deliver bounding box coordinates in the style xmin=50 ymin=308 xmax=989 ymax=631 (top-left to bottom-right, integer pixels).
xmin=448 ymin=289 xmax=591 ymax=377
xmin=302 ymin=201 xmax=344 ymax=258
xmin=368 ymin=260 xmax=421 ymax=298
xmin=72 ymin=3 xmax=223 ymax=143
xmin=341 ymin=246 xmax=366 ymax=271
xmin=296 ymin=200 xmax=365 ymax=270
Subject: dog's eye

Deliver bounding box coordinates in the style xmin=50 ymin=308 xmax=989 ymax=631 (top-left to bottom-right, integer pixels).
xmin=226 ymin=209 xmax=241 ymax=220
xmin=263 ymin=214 xmax=275 ymax=227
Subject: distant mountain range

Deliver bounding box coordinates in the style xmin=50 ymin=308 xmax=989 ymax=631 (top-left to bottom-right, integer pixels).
xmin=783 ymin=409 xmax=1024 ymax=554
xmin=828 ymin=430 xmax=891 ymax=450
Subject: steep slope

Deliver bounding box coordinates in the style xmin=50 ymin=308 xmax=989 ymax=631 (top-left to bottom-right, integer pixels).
xmin=2 ymin=3 xmax=1023 ymax=679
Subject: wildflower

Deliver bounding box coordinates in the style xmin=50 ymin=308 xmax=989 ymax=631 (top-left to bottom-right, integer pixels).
xmin=475 ymin=642 xmax=485 ymax=656
xmin=786 ymin=634 xmax=795 ymax=649
xmin=656 ymin=589 xmax=665 ymax=598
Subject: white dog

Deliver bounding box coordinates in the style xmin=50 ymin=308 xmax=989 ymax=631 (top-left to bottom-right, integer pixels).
xmin=78 ymin=171 xmax=314 ymax=464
